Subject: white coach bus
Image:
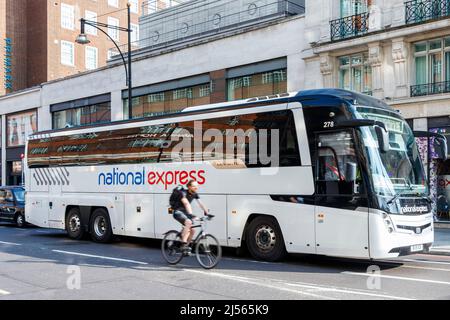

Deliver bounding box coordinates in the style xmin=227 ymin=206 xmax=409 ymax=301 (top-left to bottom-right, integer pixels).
xmin=24 ymin=89 xmax=447 ymax=261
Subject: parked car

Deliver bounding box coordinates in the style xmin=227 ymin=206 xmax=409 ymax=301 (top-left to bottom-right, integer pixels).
xmin=0 ymin=186 xmax=26 ymax=227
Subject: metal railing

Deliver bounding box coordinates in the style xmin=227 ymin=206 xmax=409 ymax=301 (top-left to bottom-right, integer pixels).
xmin=410 ymin=81 xmax=450 ymax=97
xmin=330 ymin=12 xmax=369 ymax=41
xmin=405 ymin=0 xmax=450 ymax=24
xmin=109 ymin=0 xmax=305 ymax=58
xmin=142 ymin=0 xmax=192 ymax=16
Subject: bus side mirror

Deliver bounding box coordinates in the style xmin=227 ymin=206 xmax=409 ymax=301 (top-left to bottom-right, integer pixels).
xmin=375 ymin=125 xmax=389 ymax=153
xmin=434 ymin=136 xmax=448 ymax=160
xmin=345 ymin=162 xmax=357 ymax=182
xmin=345 ymin=162 xmax=356 ymax=182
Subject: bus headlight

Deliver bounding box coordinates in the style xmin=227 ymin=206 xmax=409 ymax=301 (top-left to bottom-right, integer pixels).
xmin=383 ymin=213 xmax=395 ymax=233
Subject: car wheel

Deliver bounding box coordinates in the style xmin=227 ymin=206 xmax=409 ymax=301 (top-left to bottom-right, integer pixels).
xmin=90 ymin=208 xmax=113 ymax=243
xmin=15 ymin=212 xmax=25 ymax=228
xmin=66 ymin=207 xmax=85 ymax=240
xmin=246 ymin=216 xmax=286 ymax=262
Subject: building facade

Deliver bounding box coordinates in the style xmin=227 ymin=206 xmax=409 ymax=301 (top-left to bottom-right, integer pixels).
xmin=0 ymin=0 xmax=146 ymax=96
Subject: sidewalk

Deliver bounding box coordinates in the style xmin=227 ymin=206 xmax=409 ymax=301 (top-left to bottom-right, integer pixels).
xmin=429 ymin=225 xmax=450 ymax=256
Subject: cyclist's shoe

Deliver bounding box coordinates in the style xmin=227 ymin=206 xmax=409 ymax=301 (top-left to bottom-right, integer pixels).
xmin=181 ymin=243 xmax=192 ymax=255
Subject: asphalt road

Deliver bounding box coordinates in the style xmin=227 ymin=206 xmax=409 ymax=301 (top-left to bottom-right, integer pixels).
xmin=1 ymin=223 xmax=450 ymax=300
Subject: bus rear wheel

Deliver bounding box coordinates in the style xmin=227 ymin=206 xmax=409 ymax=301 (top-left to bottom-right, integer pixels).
xmin=66 ymin=207 xmax=85 ymax=240
xmin=90 ymin=208 xmax=113 ymax=243
xmin=246 ymin=216 xmax=286 ymax=262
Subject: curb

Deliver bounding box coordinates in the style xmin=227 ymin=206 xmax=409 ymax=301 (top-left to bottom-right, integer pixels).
xmin=435 ymin=223 xmax=450 ymax=229
xmin=425 ymin=249 xmax=450 ymax=256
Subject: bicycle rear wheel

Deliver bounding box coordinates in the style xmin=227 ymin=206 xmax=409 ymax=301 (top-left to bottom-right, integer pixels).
xmin=161 ymin=230 xmax=184 ymax=265
xmin=195 ymin=234 xmax=222 ymax=269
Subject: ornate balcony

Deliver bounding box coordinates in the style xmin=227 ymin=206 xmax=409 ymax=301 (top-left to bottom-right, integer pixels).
xmin=405 ymin=0 xmax=450 ymax=25
xmin=410 ymin=81 xmax=450 ymax=97
xmin=330 ymin=13 xmax=369 ymax=41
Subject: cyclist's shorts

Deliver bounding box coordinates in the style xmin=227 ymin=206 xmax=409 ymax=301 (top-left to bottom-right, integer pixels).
xmin=173 ymin=210 xmax=194 ymax=225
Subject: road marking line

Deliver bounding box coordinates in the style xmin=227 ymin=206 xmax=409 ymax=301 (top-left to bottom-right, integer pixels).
xmin=0 ymin=241 xmax=21 ymax=246
xmin=0 ymin=289 xmax=10 ymax=295
xmin=184 ymin=269 xmax=337 ymax=300
xmin=284 ymin=283 xmax=412 ymax=300
xmin=343 ymin=271 xmax=450 ymax=286
xmin=52 ymin=250 xmax=148 ymax=265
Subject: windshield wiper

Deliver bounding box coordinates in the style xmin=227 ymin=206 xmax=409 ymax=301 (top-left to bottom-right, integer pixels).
xmin=386 ymin=182 xmax=414 ymax=205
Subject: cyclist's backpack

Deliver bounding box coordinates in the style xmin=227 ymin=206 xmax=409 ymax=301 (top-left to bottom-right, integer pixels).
xmin=168 ymin=185 xmax=185 ymax=214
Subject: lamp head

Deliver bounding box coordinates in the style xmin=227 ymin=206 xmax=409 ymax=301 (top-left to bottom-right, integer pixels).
xmin=75 ymin=33 xmax=90 ymax=45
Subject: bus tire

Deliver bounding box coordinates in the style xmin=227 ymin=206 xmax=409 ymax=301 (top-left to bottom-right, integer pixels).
xmin=246 ymin=216 xmax=286 ymax=262
xmin=90 ymin=208 xmax=113 ymax=243
xmin=15 ymin=212 xmax=25 ymax=228
xmin=66 ymin=207 xmax=85 ymax=240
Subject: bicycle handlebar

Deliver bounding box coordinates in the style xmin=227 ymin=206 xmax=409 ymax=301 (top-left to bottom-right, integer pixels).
xmin=195 ymin=214 xmax=215 ymax=222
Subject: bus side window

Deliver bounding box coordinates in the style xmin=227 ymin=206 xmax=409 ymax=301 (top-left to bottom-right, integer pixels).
xmin=316 ymin=131 xmax=361 ymax=196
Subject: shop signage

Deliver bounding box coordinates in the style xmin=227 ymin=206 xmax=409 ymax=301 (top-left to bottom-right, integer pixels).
xmin=3 ymin=38 xmax=13 ymax=90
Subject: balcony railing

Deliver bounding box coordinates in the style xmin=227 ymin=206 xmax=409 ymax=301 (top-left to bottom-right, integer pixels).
xmin=410 ymin=81 xmax=450 ymax=97
xmin=330 ymin=13 xmax=369 ymax=41
xmin=405 ymin=0 xmax=450 ymax=24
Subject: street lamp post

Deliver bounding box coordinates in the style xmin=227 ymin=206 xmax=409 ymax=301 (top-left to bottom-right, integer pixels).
xmin=76 ymin=3 xmax=133 ymax=120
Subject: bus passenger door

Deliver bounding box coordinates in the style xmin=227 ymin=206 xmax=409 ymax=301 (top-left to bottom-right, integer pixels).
xmin=314 ymin=130 xmax=370 ymax=259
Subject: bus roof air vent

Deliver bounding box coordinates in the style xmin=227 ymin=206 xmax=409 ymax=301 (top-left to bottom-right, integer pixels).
xmin=245 ymin=93 xmax=290 ymax=103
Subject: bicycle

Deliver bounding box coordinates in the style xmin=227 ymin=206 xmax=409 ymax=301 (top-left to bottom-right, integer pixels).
xmin=161 ymin=214 xmax=222 ymax=269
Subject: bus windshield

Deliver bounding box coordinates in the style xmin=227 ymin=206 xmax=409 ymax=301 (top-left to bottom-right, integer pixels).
xmin=356 ymin=107 xmax=427 ymax=198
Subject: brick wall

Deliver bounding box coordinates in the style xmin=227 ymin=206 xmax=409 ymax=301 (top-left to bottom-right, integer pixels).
xmin=46 ymin=0 xmax=143 ymax=82
xmin=2 ymin=0 xmax=28 ymax=94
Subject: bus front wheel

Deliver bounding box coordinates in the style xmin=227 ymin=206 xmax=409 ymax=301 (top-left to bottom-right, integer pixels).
xmin=246 ymin=216 xmax=286 ymax=262
xmin=90 ymin=208 xmax=113 ymax=243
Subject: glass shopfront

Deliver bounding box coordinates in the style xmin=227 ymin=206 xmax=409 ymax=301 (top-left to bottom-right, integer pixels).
xmin=416 ymin=117 xmax=450 ymax=221
xmin=7 ymin=110 xmax=37 ymax=147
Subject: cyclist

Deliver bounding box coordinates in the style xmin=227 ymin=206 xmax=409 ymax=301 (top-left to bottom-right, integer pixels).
xmin=171 ymin=180 xmax=209 ymax=252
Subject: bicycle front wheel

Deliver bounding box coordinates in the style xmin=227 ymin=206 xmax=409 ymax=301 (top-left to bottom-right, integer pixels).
xmin=195 ymin=234 xmax=222 ymax=269
xmin=161 ymin=230 xmax=184 ymax=265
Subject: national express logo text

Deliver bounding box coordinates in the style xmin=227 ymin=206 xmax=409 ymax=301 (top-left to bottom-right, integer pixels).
xmin=98 ymin=168 xmax=206 ymax=190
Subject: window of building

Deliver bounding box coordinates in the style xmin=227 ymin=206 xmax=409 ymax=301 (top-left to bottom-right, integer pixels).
xmin=61 ymin=3 xmax=75 ymax=30
xmin=7 ymin=110 xmax=37 ymax=147
xmin=52 ymin=102 xmax=111 ymax=129
xmin=227 ymin=69 xmax=287 ymax=101
xmin=340 ymin=0 xmax=368 ymax=17
xmin=199 ymin=84 xmax=211 ymax=97
xmin=129 ymin=0 xmax=139 ymax=13
xmin=107 ymin=49 xmax=115 ymax=60
xmin=173 ymin=88 xmax=193 ymax=100
xmin=108 ymin=17 xmax=120 ymax=41
xmin=124 ymin=83 xmax=211 ymax=119
xmin=413 ymin=37 xmax=450 ymax=88
xmin=147 ymin=0 xmax=157 ymax=13
xmin=338 ymin=53 xmax=372 ymax=95
xmin=85 ymin=11 xmax=98 ymax=36
xmin=131 ymin=23 xmax=139 ymax=44
xmin=85 ymin=46 xmax=98 ymax=70
xmin=61 ymin=40 xmax=75 ymax=66
xmin=108 ymin=0 xmax=119 ymax=8
xmin=147 ymin=92 xmax=165 ymax=103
